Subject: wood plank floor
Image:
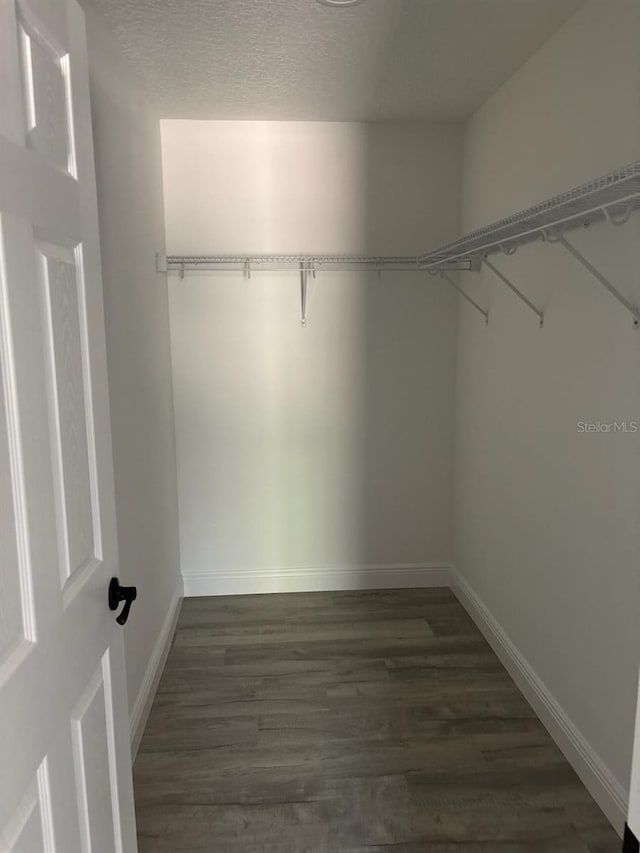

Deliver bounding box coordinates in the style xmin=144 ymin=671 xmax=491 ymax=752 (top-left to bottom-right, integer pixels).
xmin=133 ymin=588 xmax=620 ymax=852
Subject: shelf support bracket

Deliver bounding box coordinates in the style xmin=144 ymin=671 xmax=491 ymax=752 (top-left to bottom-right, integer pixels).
xmin=555 ymin=234 xmax=640 ymax=328
xmin=440 ymin=272 xmax=488 ymax=324
xmin=300 ymin=263 xmax=307 ymax=327
xmin=483 ymin=258 xmax=544 ymax=327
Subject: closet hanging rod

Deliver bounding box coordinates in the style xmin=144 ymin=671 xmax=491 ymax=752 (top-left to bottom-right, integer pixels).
xmin=419 ymin=161 xmax=640 ymax=267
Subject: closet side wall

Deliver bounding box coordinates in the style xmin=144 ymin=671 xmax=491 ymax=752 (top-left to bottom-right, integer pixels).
xmin=454 ymin=0 xmax=640 ymax=831
xmin=162 ymin=120 xmax=462 ymax=594
xmin=82 ymin=3 xmax=182 ymax=747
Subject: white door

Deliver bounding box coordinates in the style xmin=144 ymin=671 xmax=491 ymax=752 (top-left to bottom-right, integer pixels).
xmin=0 ymin=0 xmax=138 ymax=850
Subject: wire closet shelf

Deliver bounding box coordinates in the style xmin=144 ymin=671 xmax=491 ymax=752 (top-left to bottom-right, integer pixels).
xmin=419 ymin=161 xmax=640 ymax=267
xmin=161 ymin=255 xmax=451 ymax=274
xmin=159 ymin=161 xmax=640 ymax=327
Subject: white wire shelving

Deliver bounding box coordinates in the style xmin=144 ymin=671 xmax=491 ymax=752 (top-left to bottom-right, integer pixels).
xmin=420 ymin=162 xmax=640 ymax=267
xmin=160 ymin=255 xmax=426 ymax=273
xmin=158 ymin=161 xmax=640 ymax=327
xmin=419 ymin=161 xmax=640 ymax=328
xmin=157 ymin=256 xmax=453 ymax=326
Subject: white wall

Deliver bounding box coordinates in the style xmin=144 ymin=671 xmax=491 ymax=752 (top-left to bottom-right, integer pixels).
xmin=162 ymin=120 xmax=462 ymax=594
xmin=453 ymin=0 xmax=640 ymax=832
xmin=82 ymin=4 xmax=182 ymax=745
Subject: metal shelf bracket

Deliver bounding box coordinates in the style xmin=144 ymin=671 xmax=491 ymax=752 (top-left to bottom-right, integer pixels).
xmin=552 ymin=232 xmax=640 ymax=328
xmin=300 ymin=262 xmax=308 ymax=327
xmin=603 ymin=204 xmax=633 ymax=227
xmin=483 ymin=257 xmax=544 ymax=327
xmin=439 ymin=271 xmax=489 ymax=324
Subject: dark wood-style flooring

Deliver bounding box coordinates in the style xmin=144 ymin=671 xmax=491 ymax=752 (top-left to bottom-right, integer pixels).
xmin=133 ymin=588 xmax=620 ymax=852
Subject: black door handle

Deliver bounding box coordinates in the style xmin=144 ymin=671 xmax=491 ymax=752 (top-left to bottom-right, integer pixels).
xmin=108 ymin=577 xmax=137 ymax=626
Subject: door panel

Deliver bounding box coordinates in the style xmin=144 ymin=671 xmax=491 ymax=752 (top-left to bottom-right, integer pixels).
xmin=0 ymin=379 xmax=24 ymax=663
xmin=0 ymin=213 xmax=39 ymax=681
xmin=39 ymin=239 xmax=100 ymax=597
xmin=1 ymin=773 xmax=53 ymax=853
xmin=18 ymin=21 xmax=72 ymax=174
xmin=0 ymin=0 xmax=137 ymax=850
xmin=0 ymin=279 xmax=30 ymax=671
xmin=72 ymin=658 xmax=118 ymax=853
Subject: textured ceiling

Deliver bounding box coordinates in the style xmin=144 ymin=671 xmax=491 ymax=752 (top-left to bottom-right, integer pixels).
xmin=93 ymin=0 xmax=585 ymax=121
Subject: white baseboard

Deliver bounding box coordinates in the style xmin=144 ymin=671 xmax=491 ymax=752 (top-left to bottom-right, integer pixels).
xmin=129 ymin=589 xmax=182 ymax=758
xmin=182 ymin=563 xmax=451 ymax=597
xmin=450 ymin=564 xmax=627 ymax=836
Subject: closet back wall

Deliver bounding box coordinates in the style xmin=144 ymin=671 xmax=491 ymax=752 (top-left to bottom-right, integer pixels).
xmin=161 ymin=121 xmax=462 ymax=594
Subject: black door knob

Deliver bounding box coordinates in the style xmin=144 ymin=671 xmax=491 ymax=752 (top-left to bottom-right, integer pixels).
xmin=108 ymin=577 xmax=137 ymax=626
